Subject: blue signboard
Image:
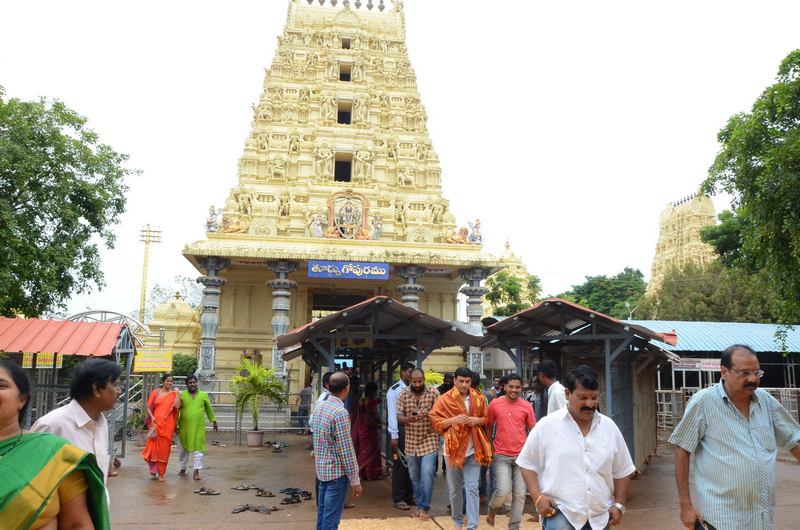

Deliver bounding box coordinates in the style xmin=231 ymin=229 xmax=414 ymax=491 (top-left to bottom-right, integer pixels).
xmin=308 ymin=260 xmax=390 ymax=280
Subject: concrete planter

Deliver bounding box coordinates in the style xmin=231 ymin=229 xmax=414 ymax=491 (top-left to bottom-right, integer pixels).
xmin=246 ymin=430 xmax=265 ymax=447
xmin=136 ymin=430 xmax=148 ymax=447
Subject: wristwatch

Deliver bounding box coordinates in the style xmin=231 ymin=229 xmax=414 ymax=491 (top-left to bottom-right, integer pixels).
xmin=612 ymin=502 xmax=626 ymax=514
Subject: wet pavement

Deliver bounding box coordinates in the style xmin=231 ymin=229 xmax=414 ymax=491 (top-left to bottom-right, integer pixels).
xmin=108 ymin=433 xmax=800 ymax=529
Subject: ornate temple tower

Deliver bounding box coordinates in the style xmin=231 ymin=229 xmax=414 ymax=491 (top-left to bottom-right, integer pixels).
xmin=647 ymin=194 xmax=717 ymax=293
xmin=183 ymin=0 xmax=501 ymax=386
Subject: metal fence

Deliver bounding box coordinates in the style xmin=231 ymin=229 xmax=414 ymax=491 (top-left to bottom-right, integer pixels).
xmin=657 ymin=387 xmax=800 ymax=430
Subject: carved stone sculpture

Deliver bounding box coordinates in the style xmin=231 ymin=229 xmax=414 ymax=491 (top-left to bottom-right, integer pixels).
xmin=206 ymin=206 xmax=221 ymax=232
xmin=467 ymin=218 xmax=482 ymax=244
xmin=315 ymin=143 xmax=334 ymax=179
xmin=354 ymin=145 xmax=374 ymax=180
xmin=320 ymin=95 xmax=337 ymax=121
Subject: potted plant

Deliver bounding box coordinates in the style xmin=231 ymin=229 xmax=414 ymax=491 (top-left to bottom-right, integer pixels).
xmin=230 ymin=358 xmax=287 ymax=447
xmin=127 ymin=408 xmax=148 ymax=447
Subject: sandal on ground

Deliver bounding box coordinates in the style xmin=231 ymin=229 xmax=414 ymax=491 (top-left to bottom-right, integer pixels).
xmin=231 ymin=505 xmax=248 ymax=513
xmin=198 ymin=488 xmax=220 ymax=495
xmin=231 ymin=485 xmax=250 ymax=491
xmin=193 ymin=487 xmax=208 ymax=494
xmin=344 ymin=503 xmax=356 ymax=509
xmin=394 ymin=501 xmax=411 ymax=510
xmin=280 ymin=495 xmax=301 ymax=505
xmin=255 ymin=489 xmax=275 ymax=497
xmin=271 ymin=447 xmax=282 ymax=453
xmin=254 ymin=505 xmax=272 ymax=514
xmin=300 ymin=491 xmax=312 ymax=500
xmin=279 ymin=487 xmax=302 ymax=494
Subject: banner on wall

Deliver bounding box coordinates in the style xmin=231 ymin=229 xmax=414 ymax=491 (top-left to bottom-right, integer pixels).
xmin=134 ymin=349 xmax=174 ymax=373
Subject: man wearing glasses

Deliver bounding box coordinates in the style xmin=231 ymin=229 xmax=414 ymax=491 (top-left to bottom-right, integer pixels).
xmin=670 ymin=344 xmax=800 ymax=530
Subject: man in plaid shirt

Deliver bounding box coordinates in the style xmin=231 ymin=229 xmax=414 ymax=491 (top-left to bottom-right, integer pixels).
xmin=310 ymin=372 xmax=363 ymax=530
xmin=396 ymin=368 xmax=440 ymax=520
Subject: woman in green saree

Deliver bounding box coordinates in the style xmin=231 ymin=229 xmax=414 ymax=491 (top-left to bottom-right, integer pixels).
xmin=0 ymin=359 xmax=110 ymax=530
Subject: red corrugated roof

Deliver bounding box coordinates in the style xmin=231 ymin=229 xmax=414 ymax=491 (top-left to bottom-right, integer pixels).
xmin=0 ymin=317 xmax=123 ymax=357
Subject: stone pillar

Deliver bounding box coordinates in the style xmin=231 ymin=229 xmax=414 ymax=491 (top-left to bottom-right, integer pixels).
xmin=267 ymin=260 xmax=298 ymax=375
xmin=196 ymin=257 xmax=229 ymax=388
xmin=395 ymin=265 xmax=425 ymax=310
xmin=460 ymin=267 xmax=491 ymax=378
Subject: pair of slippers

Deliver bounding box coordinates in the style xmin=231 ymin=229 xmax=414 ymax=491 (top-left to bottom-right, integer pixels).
xmin=210 ymin=440 xmax=227 ymax=447
xmin=231 ymin=504 xmax=282 ymax=514
xmin=255 ymin=488 xmax=275 ymax=497
xmin=264 ymin=440 xmax=289 ymax=448
xmin=193 ymin=487 xmax=220 ymax=496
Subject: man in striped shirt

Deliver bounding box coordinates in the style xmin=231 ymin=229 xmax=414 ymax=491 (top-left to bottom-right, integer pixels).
xmin=310 ymin=372 xmax=363 ymax=530
xmin=670 ymin=344 xmax=800 ymax=530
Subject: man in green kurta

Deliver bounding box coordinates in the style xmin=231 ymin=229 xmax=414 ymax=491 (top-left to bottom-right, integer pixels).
xmin=178 ymin=375 xmax=218 ymax=480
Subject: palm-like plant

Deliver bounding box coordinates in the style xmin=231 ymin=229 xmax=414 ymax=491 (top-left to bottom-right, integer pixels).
xmin=230 ymin=358 xmax=287 ymax=431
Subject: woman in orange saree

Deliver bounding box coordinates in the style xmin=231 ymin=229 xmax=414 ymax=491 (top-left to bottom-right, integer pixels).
xmin=141 ymin=373 xmax=180 ymax=481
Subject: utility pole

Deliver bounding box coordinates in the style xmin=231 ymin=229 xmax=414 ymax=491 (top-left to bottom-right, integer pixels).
xmin=138 ymin=224 xmax=162 ymax=321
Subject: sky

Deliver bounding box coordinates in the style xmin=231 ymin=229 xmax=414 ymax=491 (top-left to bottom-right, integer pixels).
xmin=2 ymin=0 xmax=799 ymax=317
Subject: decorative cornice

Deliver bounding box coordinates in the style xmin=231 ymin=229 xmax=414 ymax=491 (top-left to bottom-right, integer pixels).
xmin=184 ymin=238 xmax=502 ymax=269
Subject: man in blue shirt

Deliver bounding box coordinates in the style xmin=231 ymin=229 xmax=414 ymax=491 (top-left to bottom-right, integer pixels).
xmin=670 ymin=344 xmax=800 ymax=530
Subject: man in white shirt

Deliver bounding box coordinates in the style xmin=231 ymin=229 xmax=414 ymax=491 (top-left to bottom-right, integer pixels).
xmin=538 ymin=360 xmax=567 ymax=415
xmin=32 ymin=358 xmax=121 ymax=483
xmin=387 ymin=362 xmax=415 ymax=510
xmin=517 ymin=366 xmax=635 ymax=530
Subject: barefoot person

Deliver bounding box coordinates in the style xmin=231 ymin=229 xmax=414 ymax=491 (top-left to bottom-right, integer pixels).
xmin=32 ymin=358 xmax=122 ymax=483
xmin=178 ymin=375 xmax=218 ymax=480
xmin=310 ymin=372 xmax=363 ymax=530
xmin=486 ymin=373 xmax=535 ymax=529
xmin=429 ymin=366 xmax=492 ymax=530
xmin=142 ymin=373 xmax=181 ymax=481
xmin=396 ymin=368 xmax=440 ymax=520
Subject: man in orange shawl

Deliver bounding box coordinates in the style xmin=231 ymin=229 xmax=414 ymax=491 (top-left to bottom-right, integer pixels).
xmin=429 ymin=367 xmax=492 ymax=530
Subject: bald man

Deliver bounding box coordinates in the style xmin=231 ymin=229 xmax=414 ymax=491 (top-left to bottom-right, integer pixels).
xmin=310 ymin=372 xmax=363 ymax=529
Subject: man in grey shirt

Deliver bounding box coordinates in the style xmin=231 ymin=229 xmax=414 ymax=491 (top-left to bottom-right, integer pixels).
xmin=670 ymin=344 xmax=800 ymax=530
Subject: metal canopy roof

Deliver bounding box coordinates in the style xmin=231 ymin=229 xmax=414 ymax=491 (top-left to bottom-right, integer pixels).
xmin=625 ymin=320 xmax=800 ymax=353
xmin=278 ymin=295 xmax=483 ymax=368
xmin=0 ymin=317 xmax=128 ymax=357
xmin=482 ymin=298 xmax=676 ymax=358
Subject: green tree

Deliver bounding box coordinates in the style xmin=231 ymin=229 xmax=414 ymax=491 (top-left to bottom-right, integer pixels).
xmin=0 ymin=88 xmax=133 ymax=317
xmin=637 ymin=262 xmax=780 ymax=322
xmin=171 ymin=353 xmax=198 ymax=378
xmin=558 ymin=268 xmax=647 ymax=319
xmin=701 ymin=49 xmax=800 ymax=322
xmin=700 ymin=210 xmax=744 ymax=268
xmin=485 ymin=271 xmax=542 ymax=316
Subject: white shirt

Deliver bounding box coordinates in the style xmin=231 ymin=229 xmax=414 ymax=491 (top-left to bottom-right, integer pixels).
xmin=309 ymin=389 xmax=330 ymax=425
xmin=386 ymin=379 xmax=407 ymax=439
xmin=442 ymin=394 xmax=474 ymax=458
xmin=516 ymin=407 xmax=636 ymax=530
xmin=547 ymin=380 xmax=567 ymax=414
xmin=32 ymin=399 xmax=110 ymax=483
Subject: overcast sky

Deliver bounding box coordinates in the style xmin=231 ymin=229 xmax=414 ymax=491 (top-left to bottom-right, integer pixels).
xmin=2 ymin=0 xmax=799 ymax=317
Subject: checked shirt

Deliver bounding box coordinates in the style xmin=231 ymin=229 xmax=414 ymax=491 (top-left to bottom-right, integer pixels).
xmin=396 ymin=386 xmax=440 ymax=456
xmin=310 ymin=393 xmax=361 ymax=486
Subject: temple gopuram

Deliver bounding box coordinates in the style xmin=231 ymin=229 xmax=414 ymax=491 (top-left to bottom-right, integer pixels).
xmin=647 ymin=194 xmax=717 ymax=293
xmin=182 ymin=0 xmax=506 ymax=389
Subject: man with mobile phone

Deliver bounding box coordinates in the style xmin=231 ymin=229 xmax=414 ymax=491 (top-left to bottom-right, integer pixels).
xmin=396 ymin=368 xmax=440 ymax=520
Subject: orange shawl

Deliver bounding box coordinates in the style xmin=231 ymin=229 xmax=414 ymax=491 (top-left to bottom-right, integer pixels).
xmin=428 ymin=387 xmax=492 ymax=467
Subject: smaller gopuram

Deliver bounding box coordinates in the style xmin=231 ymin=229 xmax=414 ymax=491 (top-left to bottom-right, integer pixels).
xmin=182 ymin=0 xmax=504 ymax=388
xmin=647 ymin=194 xmax=717 ymax=293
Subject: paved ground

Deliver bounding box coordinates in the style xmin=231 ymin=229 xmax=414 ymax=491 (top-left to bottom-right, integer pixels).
xmin=109 ymin=434 xmax=799 ymax=529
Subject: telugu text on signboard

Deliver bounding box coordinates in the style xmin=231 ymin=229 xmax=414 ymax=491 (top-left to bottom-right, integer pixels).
xmin=308 ymin=260 xmax=390 ymax=280
xmin=134 ymin=349 xmax=174 ymax=373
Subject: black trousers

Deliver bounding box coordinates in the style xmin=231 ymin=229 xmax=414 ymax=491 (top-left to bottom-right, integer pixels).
xmin=391 ymin=426 xmax=414 ymax=504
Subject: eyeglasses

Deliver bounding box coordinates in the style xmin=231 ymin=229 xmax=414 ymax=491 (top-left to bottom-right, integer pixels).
xmin=729 ymin=368 xmax=765 ymax=378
